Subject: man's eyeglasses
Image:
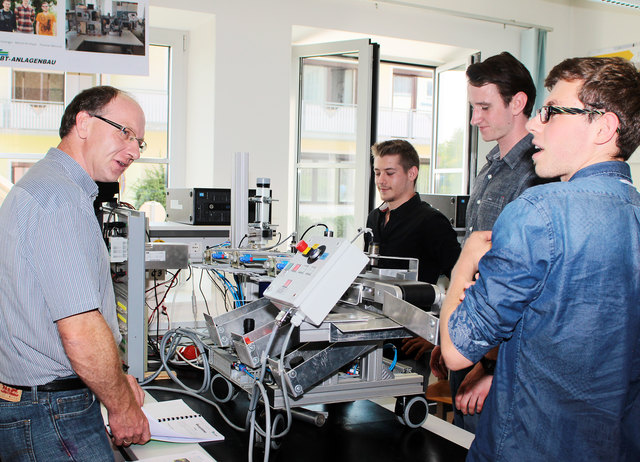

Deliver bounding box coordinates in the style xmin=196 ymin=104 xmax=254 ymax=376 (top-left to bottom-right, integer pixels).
xmin=90 ymin=114 xmax=147 ymax=153
xmin=537 ymin=105 xmax=605 ymax=124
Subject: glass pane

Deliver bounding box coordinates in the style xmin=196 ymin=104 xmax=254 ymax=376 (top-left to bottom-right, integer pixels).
xmin=434 ymin=172 xmax=463 ymax=195
xmin=393 ymin=75 xmax=413 ymax=110
xmin=299 ymin=56 xmax=358 ymax=165
xmin=119 ymin=162 xmax=167 ymax=211
xmin=298 ymin=169 xmax=313 ymax=202
xmin=13 ymin=71 xmax=65 ymax=102
xmin=338 ymin=168 xmax=354 ymax=203
xmin=377 ymin=62 xmax=434 ymax=195
xmin=298 ymin=54 xmax=360 ymax=239
xmin=297 ymin=167 xmax=356 ymax=239
xmin=434 ymin=65 xmax=467 ymax=171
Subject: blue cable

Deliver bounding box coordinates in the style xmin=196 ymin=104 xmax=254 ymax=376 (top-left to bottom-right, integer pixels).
xmin=237 ymin=364 xmax=255 ymax=379
xmin=213 ymin=269 xmax=241 ymax=308
xmin=235 ymin=275 xmax=244 ymax=306
xmin=383 ymin=343 xmax=398 ymax=371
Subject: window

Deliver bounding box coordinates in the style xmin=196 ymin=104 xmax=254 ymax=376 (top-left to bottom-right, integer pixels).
xmin=431 ymin=60 xmax=474 ymax=195
xmin=378 ymin=62 xmax=435 ymax=195
xmin=101 ymin=43 xmax=170 ymax=208
xmin=13 ymin=71 xmax=65 ymax=103
xmin=296 ymin=41 xmax=371 ymax=237
xmin=0 ymin=29 xmax=185 ymax=209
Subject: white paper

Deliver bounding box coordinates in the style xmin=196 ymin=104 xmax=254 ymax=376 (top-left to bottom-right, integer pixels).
xmin=142 ymin=399 xmax=224 ymax=443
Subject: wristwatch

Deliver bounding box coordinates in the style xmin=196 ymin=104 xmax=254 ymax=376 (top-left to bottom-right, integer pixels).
xmin=480 ymin=357 xmax=497 ymax=375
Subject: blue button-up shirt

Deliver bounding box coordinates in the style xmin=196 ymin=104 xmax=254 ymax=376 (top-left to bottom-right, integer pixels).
xmin=449 ymin=161 xmax=640 ymax=462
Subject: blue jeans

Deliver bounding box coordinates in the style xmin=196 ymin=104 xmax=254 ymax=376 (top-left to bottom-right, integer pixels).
xmin=0 ymin=387 xmax=114 ymax=462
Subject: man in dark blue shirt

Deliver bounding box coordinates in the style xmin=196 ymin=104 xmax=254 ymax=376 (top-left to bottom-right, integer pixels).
xmin=441 ymin=57 xmax=640 ymax=461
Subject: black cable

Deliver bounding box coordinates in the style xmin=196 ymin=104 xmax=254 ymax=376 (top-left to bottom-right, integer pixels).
xmin=238 ymin=234 xmax=248 ymax=248
xmin=300 ymin=223 xmax=329 ymax=240
xmin=154 ymin=274 xmax=160 ymax=341
xmin=206 ymin=270 xmax=231 ymax=312
xmin=198 ymin=269 xmax=210 ymax=314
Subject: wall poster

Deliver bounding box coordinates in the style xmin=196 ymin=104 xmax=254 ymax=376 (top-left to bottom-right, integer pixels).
xmin=591 ymin=42 xmax=640 ymax=68
xmin=0 ymin=0 xmax=148 ymax=75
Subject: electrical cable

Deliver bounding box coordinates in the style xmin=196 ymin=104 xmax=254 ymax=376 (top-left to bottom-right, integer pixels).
xmin=383 ymin=343 xmax=398 ymax=371
xmin=255 ymin=231 xmax=294 ymax=251
xmin=246 ymin=324 xmax=280 ymax=462
xmin=205 ymin=269 xmax=232 ymax=312
xmin=142 ymin=386 xmax=247 ymax=433
xmin=299 ymin=223 xmax=329 ymax=240
xmin=351 ymin=227 xmax=372 ymax=244
xmin=208 ymin=269 xmax=234 ymax=310
xmin=212 ymin=269 xmax=242 ymax=308
xmin=198 ymin=268 xmax=210 ymax=314
xmin=140 ymin=328 xmax=210 ymax=394
xmin=234 ymin=274 xmax=245 ymax=306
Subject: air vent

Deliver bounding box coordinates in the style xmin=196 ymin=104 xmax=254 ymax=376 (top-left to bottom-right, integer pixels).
xmin=589 ymin=0 xmax=640 ymax=8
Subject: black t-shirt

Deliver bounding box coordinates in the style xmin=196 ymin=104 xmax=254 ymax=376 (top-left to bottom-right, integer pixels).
xmin=365 ymin=193 xmax=461 ymax=284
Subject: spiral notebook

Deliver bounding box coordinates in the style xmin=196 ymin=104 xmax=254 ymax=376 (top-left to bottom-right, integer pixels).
xmin=142 ymin=399 xmax=224 ymax=443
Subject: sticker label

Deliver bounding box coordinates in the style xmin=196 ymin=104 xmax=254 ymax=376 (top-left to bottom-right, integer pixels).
xmin=145 ymin=251 xmax=166 ymax=262
xmin=0 ymin=383 xmax=22 ymax=402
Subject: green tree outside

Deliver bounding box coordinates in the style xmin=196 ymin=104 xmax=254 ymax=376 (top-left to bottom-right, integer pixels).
xmin=132 ymin=165 xmax=166 ymax=209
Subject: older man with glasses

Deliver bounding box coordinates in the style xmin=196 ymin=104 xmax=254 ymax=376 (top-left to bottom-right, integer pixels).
xmin=0 ymin=86 xmax=150 ymax=461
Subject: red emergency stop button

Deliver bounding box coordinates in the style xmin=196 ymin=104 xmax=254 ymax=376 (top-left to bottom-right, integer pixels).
xmin=296 ymin=240 xmax=308 ymax=252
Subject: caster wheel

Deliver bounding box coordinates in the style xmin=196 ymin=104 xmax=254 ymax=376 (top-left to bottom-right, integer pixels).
xmin=395 ymin=395 xmax=428 ymax=428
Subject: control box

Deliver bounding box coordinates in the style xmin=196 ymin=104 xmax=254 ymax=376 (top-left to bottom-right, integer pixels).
xmin=419 ymin=194 xmax=469 ymax=229
xmin=263 ymin=237 xmax=369 ymax=326
xmin=166 ymin=188 xmax=266 ymax=225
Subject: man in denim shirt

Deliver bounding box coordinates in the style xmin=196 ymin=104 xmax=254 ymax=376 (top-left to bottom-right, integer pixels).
xmin=441 ymin=57 xmax=640 ymax=461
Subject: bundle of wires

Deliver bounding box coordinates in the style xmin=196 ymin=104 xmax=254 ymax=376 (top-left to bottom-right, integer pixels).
xmin=142 ymin=321 xmax=297 ymax=462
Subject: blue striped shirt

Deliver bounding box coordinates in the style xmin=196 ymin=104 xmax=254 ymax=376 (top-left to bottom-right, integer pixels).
xmin=0 ymin=148 xmax=121 ymax=385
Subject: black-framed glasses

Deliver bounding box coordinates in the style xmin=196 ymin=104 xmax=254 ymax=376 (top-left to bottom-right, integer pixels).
xmin=537 ymin=105 xmax=605 ymax=124
xmin=90 ymin=114 xmax=147 ymax=152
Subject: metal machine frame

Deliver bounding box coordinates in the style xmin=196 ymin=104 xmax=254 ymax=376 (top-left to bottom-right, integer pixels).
xmin=203 ymin=256 xmax=441 ymax=427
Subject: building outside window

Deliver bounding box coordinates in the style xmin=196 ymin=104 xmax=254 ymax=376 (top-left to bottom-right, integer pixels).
xmin=0 ymin=44 xmax=171 ymax=212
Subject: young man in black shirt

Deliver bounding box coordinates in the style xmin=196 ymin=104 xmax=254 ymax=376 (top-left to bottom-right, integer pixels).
xmin=365 ymin=139 xmax=461 ymax=364
xmin=366 ymin=139 xmax=460 ymax=284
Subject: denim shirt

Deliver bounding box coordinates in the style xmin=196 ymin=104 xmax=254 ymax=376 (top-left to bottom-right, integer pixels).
xmin=449 ymin=161 xmax=640 ymax=462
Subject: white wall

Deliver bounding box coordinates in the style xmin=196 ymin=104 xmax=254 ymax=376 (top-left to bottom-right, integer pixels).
xmin=150 ymin=0 xmax=640 ymax=232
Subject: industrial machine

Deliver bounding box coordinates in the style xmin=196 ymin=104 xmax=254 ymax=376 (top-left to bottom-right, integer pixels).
xmin=103 ymin=205 xmax=189 ymax=380
xmin=202 ymin=235 xmax=443 ymax=429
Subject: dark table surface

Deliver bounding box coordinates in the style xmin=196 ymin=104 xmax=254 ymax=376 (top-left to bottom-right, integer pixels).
xmin=138 ymin=372 xmax=468 ymax=462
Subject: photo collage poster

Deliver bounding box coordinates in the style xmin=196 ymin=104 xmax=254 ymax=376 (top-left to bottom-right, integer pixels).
xmin=0 ymin=0 xmax=149 ymax=75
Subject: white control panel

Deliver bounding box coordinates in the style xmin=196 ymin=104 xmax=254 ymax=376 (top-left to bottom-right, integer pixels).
xmin=263 ymin=236 xmax=369 ymax=326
